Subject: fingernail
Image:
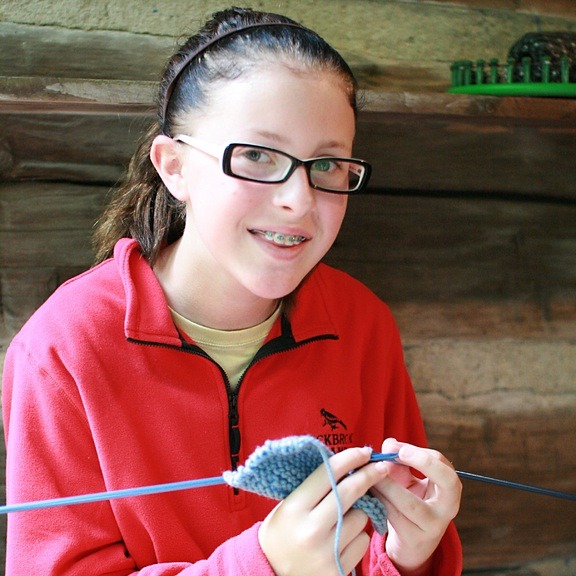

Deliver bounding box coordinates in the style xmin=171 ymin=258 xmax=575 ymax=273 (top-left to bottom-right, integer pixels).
xmin=399 ymin=445 xmax=417 ymax=459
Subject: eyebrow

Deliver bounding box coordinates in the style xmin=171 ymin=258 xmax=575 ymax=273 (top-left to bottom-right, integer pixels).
xmin=253 ymin=130 xmax=290 ymax=145
xmin=253 ymin=130 xmax=351 ymax=155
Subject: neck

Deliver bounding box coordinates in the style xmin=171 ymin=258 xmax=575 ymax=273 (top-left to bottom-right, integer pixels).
xmin=154 ymin=239 xmax=279 ymax=330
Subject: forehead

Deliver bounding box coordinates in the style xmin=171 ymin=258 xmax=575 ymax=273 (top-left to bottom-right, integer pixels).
xmin=185 ymin=66 xmax=356 ymax=149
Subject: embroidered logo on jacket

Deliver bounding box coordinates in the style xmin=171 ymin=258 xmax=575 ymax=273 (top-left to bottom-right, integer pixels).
xmin=320 ymin=408 xmax=347 ymax=430
xmin=318 ymin=408 xmax=353 ymax=453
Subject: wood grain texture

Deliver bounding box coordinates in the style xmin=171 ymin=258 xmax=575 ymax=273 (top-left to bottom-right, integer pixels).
xmin=2 ymin=89 xmax=576 ymax=198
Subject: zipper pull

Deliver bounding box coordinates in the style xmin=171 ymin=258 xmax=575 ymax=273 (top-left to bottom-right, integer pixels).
xmin=229 ymin=393 xmax=241 ymax=471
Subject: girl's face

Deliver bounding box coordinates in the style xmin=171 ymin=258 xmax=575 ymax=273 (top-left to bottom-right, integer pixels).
xmin=174 ymin=66 xmax=355 ymax=304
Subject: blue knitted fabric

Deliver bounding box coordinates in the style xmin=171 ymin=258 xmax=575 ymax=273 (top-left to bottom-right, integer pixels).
xmin=223 ymin=435 xmax=388 ymax=535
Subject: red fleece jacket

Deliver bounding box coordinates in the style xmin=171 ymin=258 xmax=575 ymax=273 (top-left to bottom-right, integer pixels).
xmin=2 ymin=238 xmax=461 ymax=575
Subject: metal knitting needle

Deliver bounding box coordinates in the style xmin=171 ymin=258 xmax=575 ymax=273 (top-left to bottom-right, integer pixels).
xmin=370 ymin=453 xmax=576 ymax=502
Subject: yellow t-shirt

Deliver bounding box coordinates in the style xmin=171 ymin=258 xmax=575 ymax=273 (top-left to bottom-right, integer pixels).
xmin=169 ymin=306 xmax=281 ymax=390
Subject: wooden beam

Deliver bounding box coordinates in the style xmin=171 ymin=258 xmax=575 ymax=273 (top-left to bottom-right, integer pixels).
xmin=2 ymin=83 xmax=576 ymax=197
xmin=0 ymin=23 xmax=173 ymax=81
xmin=430 ymin=0 xmax=575 ymax=16
xmin=0 ymin=106 xmax=150 ymax=183
xmin=326 ymin=194 xmax=576 ymax=303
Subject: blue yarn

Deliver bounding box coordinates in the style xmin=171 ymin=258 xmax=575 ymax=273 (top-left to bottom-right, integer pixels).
xmin=224 ymin=435 xmax=388 ymax=576
xmin=224 ymin=436 xmax=388 ymax=534
xmin=320 ymin=445 xmax=347 ymax=576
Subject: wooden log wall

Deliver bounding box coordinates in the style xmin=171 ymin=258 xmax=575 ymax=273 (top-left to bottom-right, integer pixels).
xmin=1 ymin=1 xmax=576 ymax=572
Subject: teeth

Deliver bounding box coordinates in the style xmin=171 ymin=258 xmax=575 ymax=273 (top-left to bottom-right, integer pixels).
xmin=263 ymin=231 xmax=306 ymax=246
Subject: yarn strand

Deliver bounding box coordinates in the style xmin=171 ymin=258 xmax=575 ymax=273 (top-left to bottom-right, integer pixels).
xmin=319 ymin=447 xmax=350 ymax=576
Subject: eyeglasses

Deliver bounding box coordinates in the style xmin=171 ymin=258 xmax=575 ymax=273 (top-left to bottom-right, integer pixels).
xmin=173 ymin=134 xmax=371 ymax=194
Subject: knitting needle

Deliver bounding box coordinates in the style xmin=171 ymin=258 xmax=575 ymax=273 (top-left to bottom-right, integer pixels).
xmin=369 ymin=452 xmax=400 ymax=462
xmin=369 ymin=452 xmax=576 ymax=502
xmin=3 ymin=452 xmax=575 ymax=514
xmin=1 ymin=456 xmax=399 ymax=515
xmin=2 ymin=457 xmax=401 ymax=514
xmin=0 ymin=476 xmax=227 ymax=514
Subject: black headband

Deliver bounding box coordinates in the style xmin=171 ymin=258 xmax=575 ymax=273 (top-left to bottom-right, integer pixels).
xmin=161 ymin=21 xmax=312 ymax=131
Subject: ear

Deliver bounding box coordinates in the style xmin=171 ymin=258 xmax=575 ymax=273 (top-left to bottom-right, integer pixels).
xmin=150 ymin=135 xmax=189 ymax=202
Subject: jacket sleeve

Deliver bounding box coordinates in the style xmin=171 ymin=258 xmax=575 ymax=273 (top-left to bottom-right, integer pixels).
xmin=2 ymin=339 xmax=274 ymax=576
xmin=131 ymin=524 xmax=274 ymax=576
xmin=363 ymin=524 xmax=462 ymax=576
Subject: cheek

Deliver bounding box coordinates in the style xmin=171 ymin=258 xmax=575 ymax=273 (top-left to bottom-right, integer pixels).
xmin=321 ymin=195 xmax=348 ymax=238
xmin=187 ymin=181 xmax=257 ymax=236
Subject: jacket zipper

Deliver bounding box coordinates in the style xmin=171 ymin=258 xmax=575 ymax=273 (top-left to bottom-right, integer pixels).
xmin=228 ymin=391 xmax=241 ymax=473
xmin=227 ymin=331 xmax=337 ymax=479
xmin=130 ymin=328 xmax=338 ymax=492
xmin=131 ymin=336 xmax=246 ymax=476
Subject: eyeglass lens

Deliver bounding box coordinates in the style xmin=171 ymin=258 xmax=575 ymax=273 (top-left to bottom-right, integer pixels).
xmin=229 ymin=145 xmax=365 ymax=192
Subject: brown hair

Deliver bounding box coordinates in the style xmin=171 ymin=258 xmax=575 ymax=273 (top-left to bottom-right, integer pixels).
xmin=92 ymin=7 xmax=358 ymax=265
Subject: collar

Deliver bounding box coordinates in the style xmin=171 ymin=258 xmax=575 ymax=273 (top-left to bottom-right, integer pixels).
xmin=115 ymin=238 xmax=339 ymax=348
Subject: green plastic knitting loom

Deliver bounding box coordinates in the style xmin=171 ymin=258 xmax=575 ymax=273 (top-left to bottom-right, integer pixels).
xmin=449 ymin=31 xmax=576 ymax=97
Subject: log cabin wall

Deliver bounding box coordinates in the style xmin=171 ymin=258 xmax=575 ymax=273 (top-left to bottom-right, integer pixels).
xmin=1 ymin=0 xmax=576 ymax=572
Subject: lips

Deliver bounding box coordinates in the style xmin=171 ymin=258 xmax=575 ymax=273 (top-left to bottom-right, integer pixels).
xmin=250 ymin=229 xmax=308 ymax=247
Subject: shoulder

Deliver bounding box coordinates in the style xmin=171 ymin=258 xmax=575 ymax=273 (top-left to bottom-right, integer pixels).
xmin=10 ymin=258 xmax=121 ymax=350
xmin=295 ymin=263 xmax=398 ymax=336
xmin=310 ymin=263 xmax=393 ymax=317
xmin=20 ymin=238 xmax=145 ymax=329
xmin=10 ymin=241 xmax=139 ymax=353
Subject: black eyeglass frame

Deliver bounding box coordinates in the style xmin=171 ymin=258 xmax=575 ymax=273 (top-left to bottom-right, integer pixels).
xmin=174 ymin=134 xmax=372 ymax=195
xmin=221 ymin=143 xmax=371 ymax=195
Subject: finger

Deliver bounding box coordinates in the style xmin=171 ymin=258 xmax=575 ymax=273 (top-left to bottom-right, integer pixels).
xmin=381 ymin=437 xmax=401 ymax=453
xmin=398 ymin=444 xmax=452 ymax=472
xmin=380 ymin=437 xmax=451 ymax=471
xmin=395 ymin=445 xmax=461 ymax=505
xmin=313 ymin=458 xmax=386 ymax=529
xmin=373 ymin=452 xmax=461 ymax=524
xmin=377 ymin=490 xmax=418 ymax=532
xmin=335 ymin=507 xmax=370 ymax=553
xmin=375 ymin=475 xmax=431 ymax=529
xmin=380 ymin=440 xmax=458 ymax=495
xmin=377 ymin=438 xmax=417 ymax=483
xmin=284 ymin=447 xmax=373 ymax=511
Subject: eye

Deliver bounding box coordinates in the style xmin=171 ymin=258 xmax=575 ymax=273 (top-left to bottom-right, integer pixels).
xmin=311 ymin=159 xmax=340 ymax=173
xmin=241 ymin=147 xmax=273 ymax=164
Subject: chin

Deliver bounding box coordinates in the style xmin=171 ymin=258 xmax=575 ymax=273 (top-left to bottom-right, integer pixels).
xmin=248 ymin=266 xmax=318 ymax=301
xmin=248 ymin=277 xmax=303 ymax=301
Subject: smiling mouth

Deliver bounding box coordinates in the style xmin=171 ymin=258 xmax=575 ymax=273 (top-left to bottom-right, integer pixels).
xmin=251 ymin=229 xmax=308 ymax=247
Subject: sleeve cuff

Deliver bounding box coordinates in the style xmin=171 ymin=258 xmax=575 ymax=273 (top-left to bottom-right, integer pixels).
xmin=364 ymin=522 xmax=462 ymax=576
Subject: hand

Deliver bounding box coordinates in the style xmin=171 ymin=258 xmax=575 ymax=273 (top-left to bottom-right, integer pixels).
xmin=370 ymin=439 xmax=462 ymax=576
xmin=258 ymin=447 xmax=383 ymax=576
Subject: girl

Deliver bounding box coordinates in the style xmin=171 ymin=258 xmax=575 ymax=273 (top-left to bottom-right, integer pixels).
xmin=2 ymin=7 xmax=462 ymax=576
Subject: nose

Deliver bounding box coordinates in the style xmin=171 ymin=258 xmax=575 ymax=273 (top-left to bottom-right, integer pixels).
xmin=272 ymin=165 xmax=315 ymax=216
